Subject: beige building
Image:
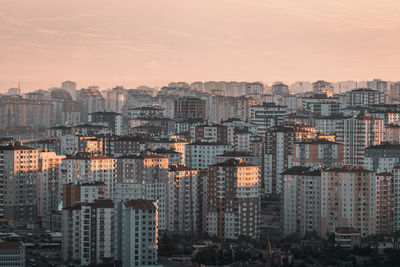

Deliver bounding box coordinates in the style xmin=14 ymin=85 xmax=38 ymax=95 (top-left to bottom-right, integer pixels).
xmin=0 ymin=144 xmax=39 ymax=225
xmin=167 ymin=164 xmax=206 ymax=233
xmin=321 ymin=166 xmax=376 ymax=237
xmin=376 ymin=172 xmax=392 ymax=234
xmin=293 ymin=139 xmax=344 ymax=168
xmin=206 ymin=159 xmax=260 ymax=239
xmin=114 ymin=152 xmax=169 ymax=230
xmin=282 ymin=167 xmax=321 ymax=237
xmin=59 ymin=153 xmax=116 ymax=199
xmin=384 ymin=124 xmax=400 ymax=143
xmin=38 ymin=151 xmax=65 ymax=228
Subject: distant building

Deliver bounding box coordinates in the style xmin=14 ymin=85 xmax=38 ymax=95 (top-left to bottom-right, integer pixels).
xmin=246 ymin=82 xmax=264 ymax=100
xmin=89 ymin=111 xmax=124 ymax=135
xmin=264 ymin=125 xmax=316 ymax=195
xmin=271 ymin=82 xmax=289 ymax=95
xmin=250 ymin=102 xmax=288 ymax=136
xmin=128 ymin=106 xmax=165 ymax=119
xmin=174 ymin=97 xmax=206 ymax=121
xmin=384 ymin=124 xmax=400 ymax=143
xmin=313 ymin=80 xmax=334 ymax=94
xmin=365 ymin=142 xmax=400 ymax=172
xmin=8 ymin=87 xmax=21 ymax=96
xmin=61 ymin=81 xmax=76 ymax=100
xmin=337 ymin=114 xmax=383 ymax=165
xmin=345 ymin=88 xmax=384 ymax=107
xmin=60 ymin=153 xmax=116 ymax=199
xmin=389 ymin=167 xmax=400 ymax=232
xmin=192 ymin=123 xmax=232 ymax=144
xmin=77 ymin=88 xmax=105 ymax=122
xmin=367 ymin=79 xmax=388 ymax=94
xmin=334 ymin=228 xmax=361 ymax=248
xmin=293 ymin=139 xmax=343 ymax=168
xmin=185 ymin=141 xmax=232 ymax=169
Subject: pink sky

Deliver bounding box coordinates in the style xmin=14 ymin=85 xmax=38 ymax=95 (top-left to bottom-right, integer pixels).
xmin=1 ymin=0 xmax=399 ymax=91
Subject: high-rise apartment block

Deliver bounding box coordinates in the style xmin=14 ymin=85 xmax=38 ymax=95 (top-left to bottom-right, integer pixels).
xmin=62 ymin=199 xmax=114 ymax=265
xmin=60 ymin=153 xmax=116 ymax=199
xmin=206 ymin=159 xmax=260 ymax=239
xmin=167 ymin=165 xmax=205 ymax=233
xmin=321 ymin=166 xmax=376 ymax=237
xmin=38 ymin=151 xmax=65 ymax=228
xmin=282 ymin=167 xmax=321 ymax=237
xmin=174 ymin=97 xmax=206 ymax=121
xmin=115 ymin=152 xmax=169 ymax=230
xmin=114 ymin=200 xmax=159 ymax=267
xmin=337 ymin=114 xmax=383 ymax=165
xmin=0 ymin=144 xmax=39 ymax=225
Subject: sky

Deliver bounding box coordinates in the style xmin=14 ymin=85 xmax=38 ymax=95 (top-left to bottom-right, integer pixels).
xmin=1 ymin=0 xmax=400 ymax=92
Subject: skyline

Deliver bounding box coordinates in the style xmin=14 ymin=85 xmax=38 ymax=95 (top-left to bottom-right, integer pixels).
xmin=1 ymin=0 xmax=400 ymax=91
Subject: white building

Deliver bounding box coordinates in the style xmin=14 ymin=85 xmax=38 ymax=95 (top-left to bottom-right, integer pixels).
xmin=249 ymin=103 xmax=288 ymax=136
xmin=114 ymin=153 xmax=169 ymax=230
xmin=337 ymin=114 xmax=383 ymax=165
xmin=364 ymin=142 xmax=400 ymax=172
xmin=114 ymin=199 xmax=159 ymax=267
xmin=61 ymin=81 xmax=77 ymax=100
xmin=185 ymin=141 xmax=232 ymax=169
xmin=315 ymin=115 xmax=350 ymax=135
xmin=282 ymin=167 xmax=321 ymax=237
xmin=345 ymin=88 xmax=383 ymax=107
xmin=59 ymin=153 xmax=116 ymax=199
xmin=62 ymin=199 xmax=114 ymax=265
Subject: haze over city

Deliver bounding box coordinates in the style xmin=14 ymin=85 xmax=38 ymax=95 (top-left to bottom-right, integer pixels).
xmin=3 ymin=1 xmax=400 ymax=267
xmin=1 ymin=0 xmax=400 ymax=91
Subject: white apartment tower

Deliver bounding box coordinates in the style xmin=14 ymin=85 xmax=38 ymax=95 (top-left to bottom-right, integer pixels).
xmin=59 ymin=153 xmax=116 ymax=199
xmin=337 ymin=114 xmax=383 ymax=165
xmin=114 ymin=200 xmax=159 ymax=267
xmin=282 ymin=167 xmax=321 ymax=237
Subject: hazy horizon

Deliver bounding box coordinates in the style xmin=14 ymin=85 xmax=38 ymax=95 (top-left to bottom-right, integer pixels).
xmin=1 ymin=0 xmax=399 ymax=91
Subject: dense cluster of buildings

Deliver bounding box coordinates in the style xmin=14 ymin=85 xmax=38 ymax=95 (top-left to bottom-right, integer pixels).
xmin=2 ymin=78 xmax=400 ymax=265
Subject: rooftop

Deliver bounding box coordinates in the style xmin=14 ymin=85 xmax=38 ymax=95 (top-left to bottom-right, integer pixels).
xmin=282 ymin=166 xmax=321 ymax=176
xmin=0 ymin=144 xmax=36 ymax=151
xmin=325 ymin=165 xmax=372 ymax=173
xmin=118 ymin=151 xmax=168 ymax=159
xmin=366 ymin=142 xmax=400 ymax=150
xmin=169 ymin=164 xmax=197 ymax=172
xmin=66 ymin=152 xmax=112 ymax=160
xmin=124 ymin=199 xmax=157 ymax=210
xmin=211 ymin=158 xmax=258 ymax=167
xmin=0 ymin=242 xmax=23 ymax=250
